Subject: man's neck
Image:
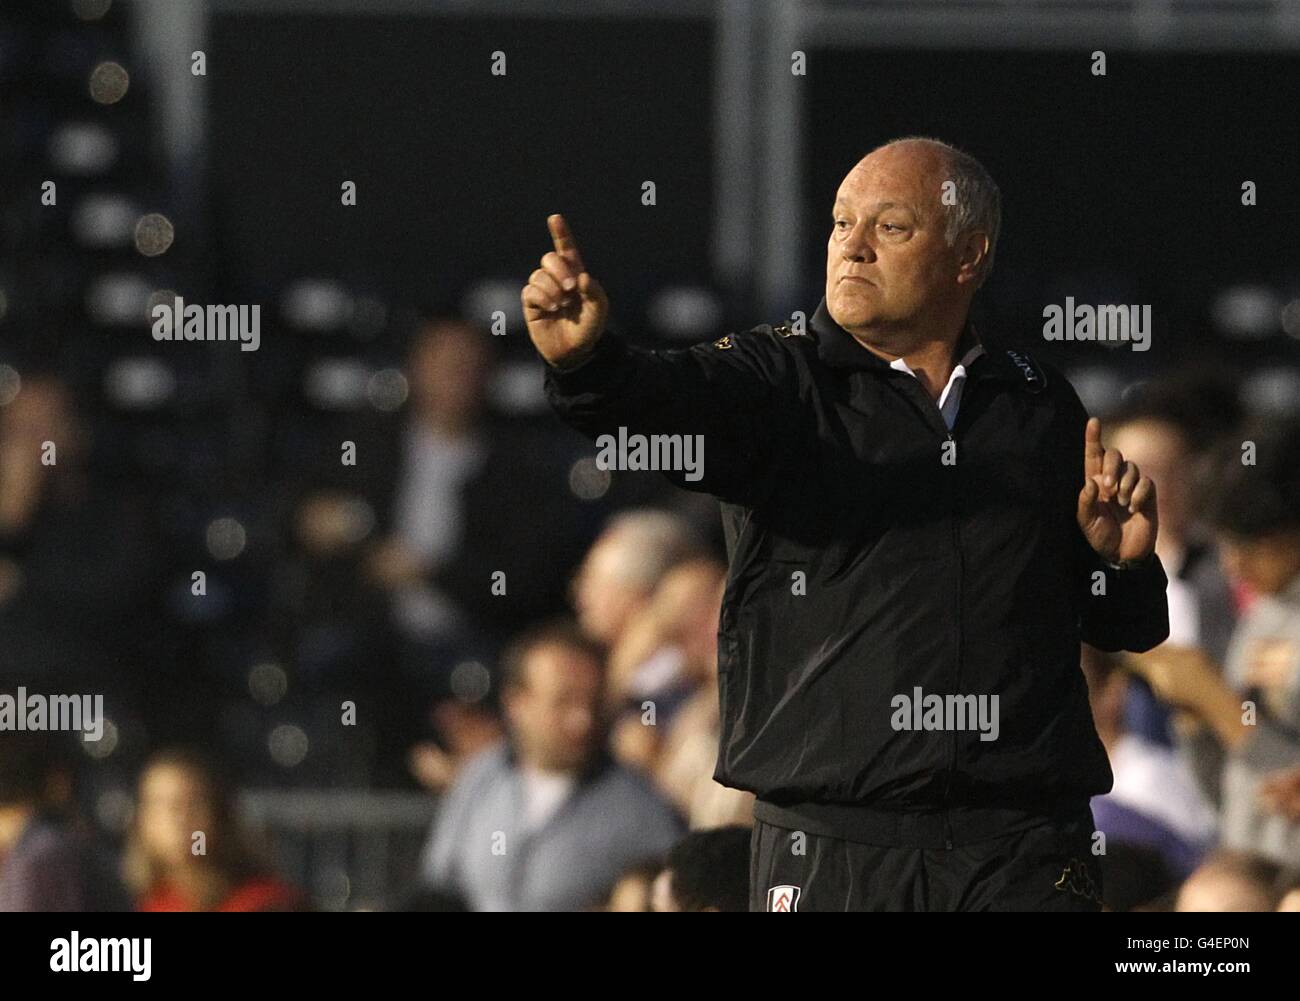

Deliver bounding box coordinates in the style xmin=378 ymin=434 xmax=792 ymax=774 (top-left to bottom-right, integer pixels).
xmin=521 ymin=761 xmax=576 ymax=781
xmin=164 ymin=865 xmax=232 ymax=910
xmin=412 ymin=407 xmax=476 ymax=439
xmin=849 ymin=317 xmax=976 ymax=402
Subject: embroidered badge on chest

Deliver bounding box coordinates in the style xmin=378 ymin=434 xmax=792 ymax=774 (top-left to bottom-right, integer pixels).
xmin=766 ymin=884 xmax=801 ymax=912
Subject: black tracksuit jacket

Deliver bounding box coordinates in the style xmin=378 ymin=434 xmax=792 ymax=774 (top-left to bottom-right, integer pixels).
xmin=544 ymin=296 xmax=1170 ymax=846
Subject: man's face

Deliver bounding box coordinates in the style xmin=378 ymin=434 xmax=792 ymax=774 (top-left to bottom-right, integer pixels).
xmin=138 ymin=764 xmax=215 ymax=870
xmin=1176 ymin=872 xmax=1274 ymax=912
xmin=825 ymin=144 xmax=973 ymax=335
xmin=571 ymin=535 xmax=647 ymax=645
xmin=1217 ymin=531 xmax=1300 ymax=596
xmin=504 ymin=643 xmax=603 ymax=772
xmin=649 ymin=564 xmax=724 ymax=679
xmin=1109 ymin=420 xmax=1189 ymax=542
xmin=408 ymin=322 xmax=490 ymax=420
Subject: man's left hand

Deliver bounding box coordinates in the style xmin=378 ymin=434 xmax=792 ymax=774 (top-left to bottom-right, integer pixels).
xmin=1077 ymin=417 xmax=1158 ymax=563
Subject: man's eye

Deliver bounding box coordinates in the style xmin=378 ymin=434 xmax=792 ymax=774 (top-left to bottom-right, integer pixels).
xmin=834 ymin=220 xmax=850 ymax=229
xmin=880 ymin=223 xmax=904 ymax=233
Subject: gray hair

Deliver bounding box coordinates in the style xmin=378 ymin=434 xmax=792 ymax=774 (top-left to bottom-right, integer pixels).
xmin=599 ymin=508 xmax=700 ymax=592
xmin=875 ymin=136 xmax=1002 ymax=287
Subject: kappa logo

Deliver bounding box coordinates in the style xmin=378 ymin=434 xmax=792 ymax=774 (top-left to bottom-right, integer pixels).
xmin=766 ymin=884 xmax=800 ymax=912
xmin=1054 ymin=859 xmax=1102 ymax=905
xmin=1004 ymin=349 xmax=1046 ymax=393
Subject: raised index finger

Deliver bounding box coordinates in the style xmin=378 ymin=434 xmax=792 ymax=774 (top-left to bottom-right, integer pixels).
xmin=1084 ymin=416 xmax=1104 ymax=480
xmin=547 ymin=213 xmax=585 ymax=273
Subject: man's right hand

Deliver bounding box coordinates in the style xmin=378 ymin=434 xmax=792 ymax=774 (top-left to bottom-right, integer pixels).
xmin=521 ymin=213 xmax=609 ymax=369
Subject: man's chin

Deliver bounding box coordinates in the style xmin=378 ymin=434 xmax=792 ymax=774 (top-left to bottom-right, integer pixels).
xmin=827 ymin=293 xmax=880 ymax=332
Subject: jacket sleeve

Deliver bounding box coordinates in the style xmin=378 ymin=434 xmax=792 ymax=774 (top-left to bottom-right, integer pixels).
xmin=1076 ymin=546 xmax=1171 ymax=652
xmin=419 ymin=780 xmax=468 ymax=894
xmin=419 ymin=745 xmax=502 ymax=894
xmin=542 ymin=328 xmax=794 ymax=505
xmin=1054 ymin=373 xmax=1171 ymax=652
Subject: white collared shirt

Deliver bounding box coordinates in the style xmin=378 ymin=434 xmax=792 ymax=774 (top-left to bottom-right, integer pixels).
xmin=519 ymin=766 xmax=577 ymax=835
xmin=888 ymin=343 xmax=986 ymax=430
xmin=393 ymin=422 xmax=485 ymax=564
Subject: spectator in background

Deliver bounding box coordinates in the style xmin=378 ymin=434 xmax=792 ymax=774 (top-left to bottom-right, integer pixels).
xmin=0 ymin=732 xmax=128 ymax=912
xmin=360 ymin=317 xmax=591 ymax=674
xmin=1081 ymin=645 xmax=1216 ymax=880
xmin=608 ymin=557 xmax=727 ymax=772
xmin=570 ymin=508 xmax=700 ymax=655
xmin=272 ymin=316 xmax=593 ymax=779
xmin=265 ymin=482 xmax=402 ymax=784
xmin=1106 ymin=391 xmax=1237 ymax=661
xmin=420 ymin=622 xmax=683 ymax=911
xmin=271 ymin=485 xmax=392 ymax=688
xmin=651 ymin=826 xmax=751 ymax=912
xmin=0 ymin=376 xmax=161 ymax=695
xmin=407 ymin=698 xmax=505 ymax=795
xmin=1207 ymin=418 xmax=1300 ymax=866
xmin=1176 ymin=851 xmax=1282 ymax=912
xmin=126 ymin=748 xmax=304 ymax=912
xmin=1129 ymin=418 xmax=1300 ymax=868
xmin=1105 ymin=382 xmax=1238 ymax=808
xmin=629 ymin=560 xmax=756 ymax=828
xmin=604 ymin=859 xmax=663 ymax=912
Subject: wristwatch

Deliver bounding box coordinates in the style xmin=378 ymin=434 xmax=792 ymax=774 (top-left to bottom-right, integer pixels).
xmin=1104 ymin=554 xmax=1153 ymax=571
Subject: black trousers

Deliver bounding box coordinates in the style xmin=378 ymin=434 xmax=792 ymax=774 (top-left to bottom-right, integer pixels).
xmin=750 ymin=808 xmax=1103 ymax=912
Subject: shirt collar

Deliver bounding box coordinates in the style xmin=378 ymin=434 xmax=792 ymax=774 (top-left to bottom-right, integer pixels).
xmin=888 ymin=342 xmax=985 ymax=378
xmin=810 ymin=295 xmax=985 ymax=376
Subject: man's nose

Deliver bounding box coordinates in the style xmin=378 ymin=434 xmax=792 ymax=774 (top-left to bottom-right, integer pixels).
xmin=842 ymin=225 xmax=876 ymax=262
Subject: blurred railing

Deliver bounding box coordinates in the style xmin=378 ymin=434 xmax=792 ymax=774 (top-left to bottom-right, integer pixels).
xmin=240 ymin=791 xmax=439 ymax=911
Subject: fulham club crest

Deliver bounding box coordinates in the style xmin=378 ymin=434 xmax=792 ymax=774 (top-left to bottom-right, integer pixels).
xmin=766 ymin=885 xmax=800 ymax=912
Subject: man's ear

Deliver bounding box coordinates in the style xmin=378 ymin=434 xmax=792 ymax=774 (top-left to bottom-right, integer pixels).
xmin=956 ymin=232 xmax=990 ymax=287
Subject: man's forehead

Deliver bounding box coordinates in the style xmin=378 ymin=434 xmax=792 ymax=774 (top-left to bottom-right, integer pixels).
xmin=833 ymin=193 xmax=921 ymax=214
xmin=837 ymin=148 xmax=946 ymax=202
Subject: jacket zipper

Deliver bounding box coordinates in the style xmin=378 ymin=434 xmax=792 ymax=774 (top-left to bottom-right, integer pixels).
xmin=892 ymin=371 xmax=970 ymax=851
xmin=942 ymin=426 xmax=961 ymax=850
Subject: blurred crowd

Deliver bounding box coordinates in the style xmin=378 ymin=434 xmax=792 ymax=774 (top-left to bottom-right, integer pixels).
xmin=3 ymin=345 xmax=1300 ymax=912
xmin=1077 ymin=381 xmax=1300 ymax=911
xmin=0 ymin=311 xmax=730 ymax=910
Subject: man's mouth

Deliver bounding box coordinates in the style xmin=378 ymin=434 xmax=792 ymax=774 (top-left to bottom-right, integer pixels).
xmin=840 ymin=275 xmax=875 ymax=286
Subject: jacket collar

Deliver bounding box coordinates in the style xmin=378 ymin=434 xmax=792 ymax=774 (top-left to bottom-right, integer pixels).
xmin=810 ymin=296 xmax=1007 ymax=384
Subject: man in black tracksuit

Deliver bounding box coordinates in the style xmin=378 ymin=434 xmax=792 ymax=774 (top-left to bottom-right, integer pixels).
xmin=521 ymin=138 xmax=1169 ymax=911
